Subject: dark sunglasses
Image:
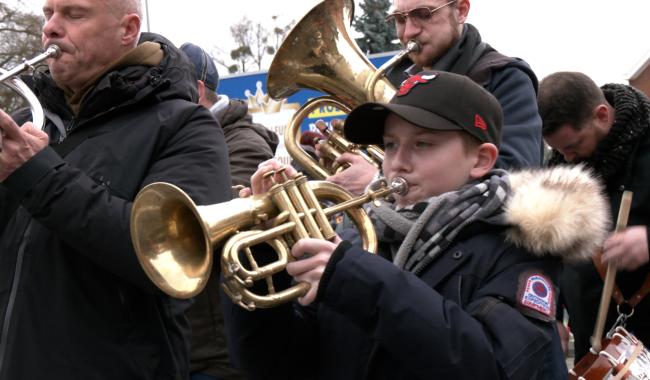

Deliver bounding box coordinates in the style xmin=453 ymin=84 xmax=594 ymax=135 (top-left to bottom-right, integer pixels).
xmin=385 ymin=1 xmax=457 ymax=26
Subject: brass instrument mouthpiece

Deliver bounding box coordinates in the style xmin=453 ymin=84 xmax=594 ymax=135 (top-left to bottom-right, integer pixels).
xmin=406 ymin=40 xmax=421 ymax=54
xmin=45 ymin=45 xmax=62 ymax=59
xmin=390 ymin=177 xmax=409 ymax=196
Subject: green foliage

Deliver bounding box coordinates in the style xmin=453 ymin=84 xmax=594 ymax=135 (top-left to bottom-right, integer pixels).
xmin=353 ymin=0 xmax=400 ymax=54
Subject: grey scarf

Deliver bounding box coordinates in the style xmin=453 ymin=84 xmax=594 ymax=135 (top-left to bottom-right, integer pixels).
xmin=365 ymin=170 xmax=511 ymax=274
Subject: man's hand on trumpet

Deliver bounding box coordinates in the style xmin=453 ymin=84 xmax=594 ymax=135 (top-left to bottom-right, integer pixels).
xmin=314 ymin=119 xmax=379 ymax=196
xmin=0 ymin=109 xmax=49 ymax=182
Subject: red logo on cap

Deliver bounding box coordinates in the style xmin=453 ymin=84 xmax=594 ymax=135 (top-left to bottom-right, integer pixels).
xmin=397 ymin=74 xmax=437 ymax=96
xmin=474 ymin=114 xmax=487 ymax=131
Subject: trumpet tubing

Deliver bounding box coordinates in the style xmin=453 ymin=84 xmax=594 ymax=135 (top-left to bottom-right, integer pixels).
xmin=1 ymin=45 xmax=61 ymax=129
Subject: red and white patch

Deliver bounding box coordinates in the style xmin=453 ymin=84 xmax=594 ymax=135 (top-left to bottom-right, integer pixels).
xmin=520 ymin=274 xmax=553 ymax=317
xmin=397 ymin=73 xmax=437 ymax=96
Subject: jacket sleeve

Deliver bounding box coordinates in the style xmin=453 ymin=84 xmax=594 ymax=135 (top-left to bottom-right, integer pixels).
xmin=0 ymin=106 xmax=232 ymax=293
xmin=488 ymin=66 xmax=543 ymax=170
xmin=222 ymin=264 xmax=320 ymax=380
xmin=320 ymin=244 xmax=554 ymax=380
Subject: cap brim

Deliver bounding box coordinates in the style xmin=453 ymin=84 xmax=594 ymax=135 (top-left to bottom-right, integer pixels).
xmin=344 ymin=102 xmax=463 ymax=145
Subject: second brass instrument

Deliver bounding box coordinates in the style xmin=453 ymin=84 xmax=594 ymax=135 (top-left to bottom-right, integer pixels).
xmin=267 ymin=0 xmax=419 ymax=180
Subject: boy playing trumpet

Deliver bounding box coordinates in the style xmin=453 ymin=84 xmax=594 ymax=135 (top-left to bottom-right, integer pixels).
xmin=225 ymin=71 xmax=609 ymax=379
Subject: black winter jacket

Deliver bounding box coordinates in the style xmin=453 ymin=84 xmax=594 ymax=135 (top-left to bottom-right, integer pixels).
xmin=0 ymin=33 xmax=231 ymax=379
xmin=560 ymin=105 xmax=650 ymax=361
xmin=215 ymin=98 xmax=279 ymax=188
xmin=223 ymin=165 xmax=611 ymax=380
xmin=225 ymin=225 xmax=562 ymax=380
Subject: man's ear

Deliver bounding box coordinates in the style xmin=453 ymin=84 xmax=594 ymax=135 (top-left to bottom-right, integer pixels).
xmin=196 ymin=79 xmax=210 ymax=108
xmin=594 ymin=103 xmax=611 ymax=123
xmin=456 ymin=0 xmax=471 ymax=24
xmin=120 ymin=14 xmax=141 ymax=46
xmin=469 ymin=142 xmax=498 ymax=179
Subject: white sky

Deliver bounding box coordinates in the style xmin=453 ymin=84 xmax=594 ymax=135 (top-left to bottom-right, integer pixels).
xmin=11 ymin=0 xmax=650 ymax=86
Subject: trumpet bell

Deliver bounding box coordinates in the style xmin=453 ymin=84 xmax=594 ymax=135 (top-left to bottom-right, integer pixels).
xmin=131 ymin=182 xmax=279 ymax=298
xmin=267 ymin=0 xmax=395 ymax=106
xmin=130 ymin=183 xmax=212 ymax=298
xmin=266 ymin=0 xmax=419 ymax=180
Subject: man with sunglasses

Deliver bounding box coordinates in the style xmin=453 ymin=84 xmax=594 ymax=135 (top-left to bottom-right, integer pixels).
xmin=326 ymin=0 xmax=543 ymax=196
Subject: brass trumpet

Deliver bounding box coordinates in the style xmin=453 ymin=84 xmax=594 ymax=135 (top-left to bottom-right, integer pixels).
xmin=1 ymin=45 xmax=61 ymax=129
xmin=267 ymin=0 xmax=419 ymax=180
xmin=130 ymin=169 xmax=407 ymax=310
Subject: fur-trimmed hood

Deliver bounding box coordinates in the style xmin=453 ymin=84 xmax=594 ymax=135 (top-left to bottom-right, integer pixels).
xmin=505 ymin=165 xmax=611 ymax=262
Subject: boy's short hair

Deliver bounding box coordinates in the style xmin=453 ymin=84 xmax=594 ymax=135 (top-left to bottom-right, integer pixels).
xmin=344 ymin=70 xmax=503 ymax=147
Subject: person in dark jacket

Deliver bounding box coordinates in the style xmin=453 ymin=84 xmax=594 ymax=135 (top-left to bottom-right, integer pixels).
xmin=223 ymin=71 xmax=610 ymax=380
xmin=325 ymin=0 xmax=543 ymax=195
xmin=0 ymin=0 xmax=231 ymax=379
xmin=180 ymin=42 xmax=279 ymax=189
xmin=539 ymin=71 xmax=650 ymax=364
xmin=179 ymin=42 xmax=278 ymax=380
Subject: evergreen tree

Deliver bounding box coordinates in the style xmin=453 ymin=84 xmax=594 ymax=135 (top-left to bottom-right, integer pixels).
xmin=353 ymin=0 xmax=400 ymax=54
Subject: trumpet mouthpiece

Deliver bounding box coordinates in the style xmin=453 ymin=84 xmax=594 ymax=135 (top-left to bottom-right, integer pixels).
xmin=406 ymin=40 xmax=420 ymax=54
xmin=45 ymin=45 xmax=62 ymax=59
xmin=391 ymin=177 xmax=409 ymax=196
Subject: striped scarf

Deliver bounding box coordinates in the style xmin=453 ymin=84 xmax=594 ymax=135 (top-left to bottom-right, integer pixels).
xmin=365 ymin=170 xmax=511 ymax=274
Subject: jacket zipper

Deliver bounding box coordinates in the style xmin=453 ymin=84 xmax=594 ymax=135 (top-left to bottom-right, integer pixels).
xmin=0 ymin=220 xmax=33 ymax=374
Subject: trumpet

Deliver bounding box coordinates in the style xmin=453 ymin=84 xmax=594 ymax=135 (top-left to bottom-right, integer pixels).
xmin=130 ymin=168 xmax=408 ymax=310
xmin=267 ymin=0 xmax=419 ymax=180
xmin=1 ymin=45 xmax=61 ymax=129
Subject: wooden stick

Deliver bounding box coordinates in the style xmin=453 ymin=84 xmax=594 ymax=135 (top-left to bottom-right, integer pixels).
xmin=590 ymin=190 xmax=633 ymax=352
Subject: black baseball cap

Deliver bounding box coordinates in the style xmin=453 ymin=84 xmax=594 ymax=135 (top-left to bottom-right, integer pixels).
xmin=344 ymin=71 xmax=503 ymax=147
xmin=180 ymin=42 xmax=220 ymax=92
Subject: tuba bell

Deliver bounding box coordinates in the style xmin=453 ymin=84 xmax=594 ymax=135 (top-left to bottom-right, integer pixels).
xmin=267 ymin=0 xmax=419 ymax=180
xmin=130 ymin=169 xmax=407 ymax=310
xmin=1 ymin=45 xmax=61 ymax=129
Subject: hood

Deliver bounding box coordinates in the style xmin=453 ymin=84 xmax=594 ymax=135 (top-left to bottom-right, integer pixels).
xmin=33 ymin=32 xmax=198 ymax=120
xmin=217 ymin=99 xmax=279 ymax=153
xmin=505 ymin=165 xmax=611 ymax=262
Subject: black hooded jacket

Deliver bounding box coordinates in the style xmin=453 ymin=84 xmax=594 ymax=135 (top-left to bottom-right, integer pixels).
xmin=0 ymin=33 xmax=231 ymax=379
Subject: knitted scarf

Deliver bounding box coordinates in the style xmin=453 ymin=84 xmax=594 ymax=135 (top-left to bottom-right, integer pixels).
xmin=365 ymin=170 xmax=511 ymax=274
xmin=547 ymin=84 xmax=650 ymax=182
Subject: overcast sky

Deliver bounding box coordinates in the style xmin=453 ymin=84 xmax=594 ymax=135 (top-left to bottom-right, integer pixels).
xmin=12 ymin=0 xmax=650 ymax=86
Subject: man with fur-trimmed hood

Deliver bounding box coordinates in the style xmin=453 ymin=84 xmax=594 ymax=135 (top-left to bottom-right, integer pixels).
xmin=539 ymin=71 xmax=650 ymax=363
xmin=223 ymin=71 xmax=609 ymax=379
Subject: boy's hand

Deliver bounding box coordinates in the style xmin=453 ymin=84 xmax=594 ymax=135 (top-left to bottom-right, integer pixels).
xmin=326 ymin=152 xmax=378 ymax=196
xmin=287 ymin=236 xmax=342 ymax=305
xmin=602 ymin=226 xmax=649 ymax=271
xmin=0 ymin=109 xmax=49 ymax=182
xmin=250 ymin=159 xmax=298 ymax=195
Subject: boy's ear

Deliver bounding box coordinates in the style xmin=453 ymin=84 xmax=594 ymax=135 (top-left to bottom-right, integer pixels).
xmin=469 ymin=143 xmax=498 ymax=179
